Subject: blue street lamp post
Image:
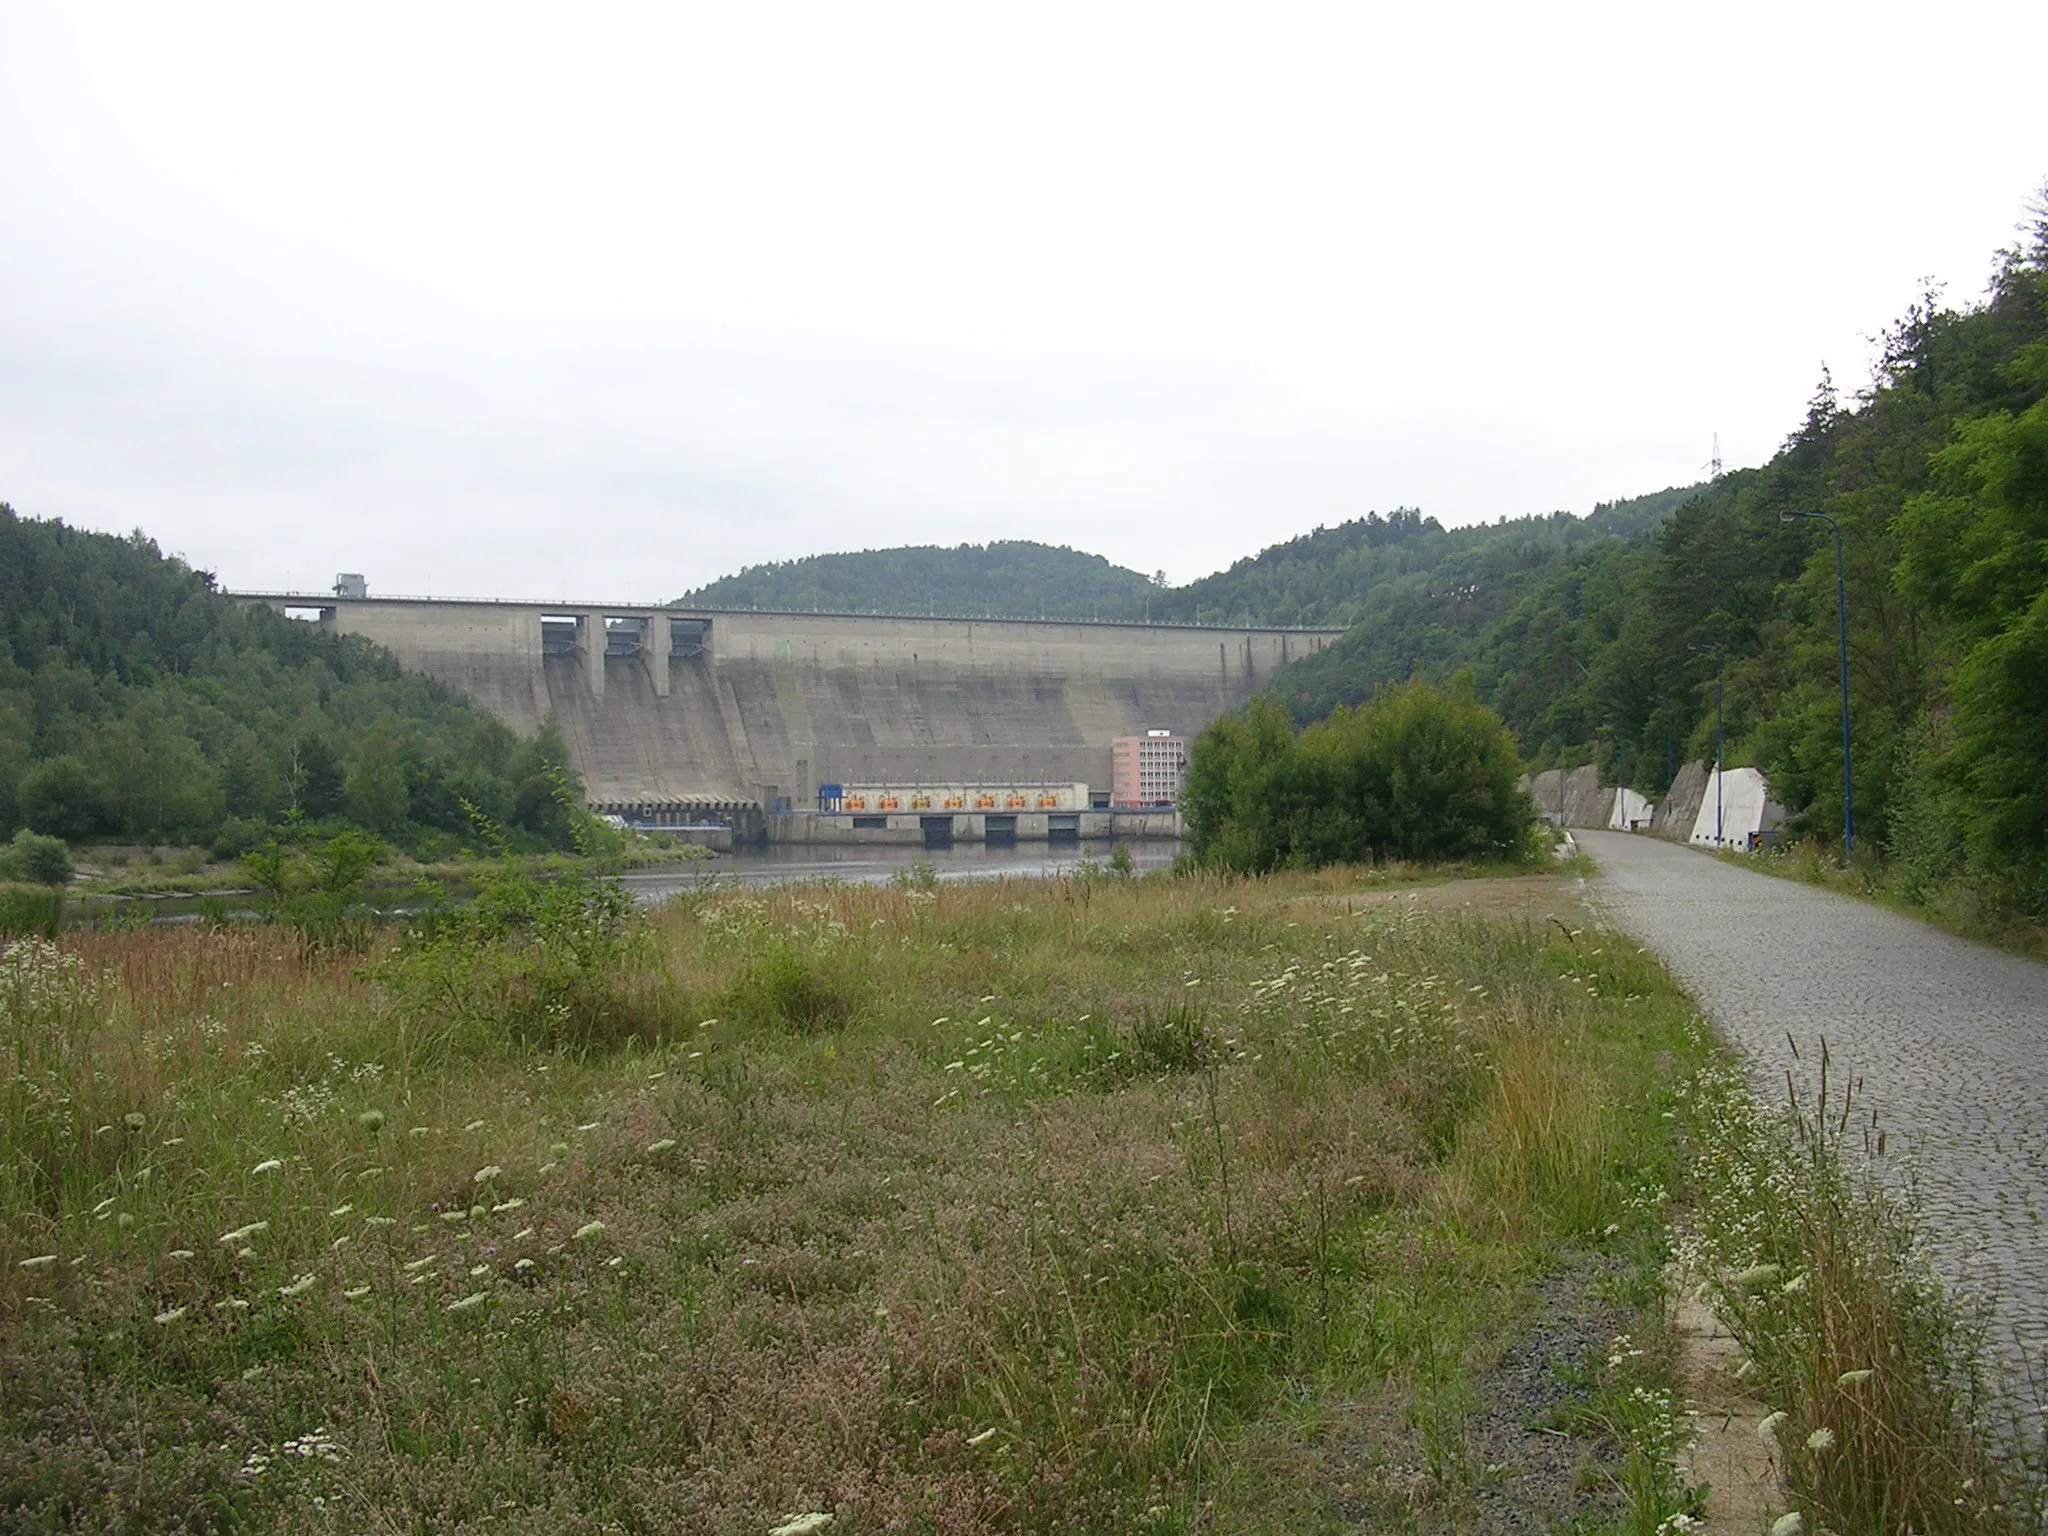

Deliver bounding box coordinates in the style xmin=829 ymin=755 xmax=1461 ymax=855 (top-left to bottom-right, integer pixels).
xmin=1688 ymin=642 xmax=1724 ymax=846
xmin=1782 ymin=510 xmax=1854 ymax=856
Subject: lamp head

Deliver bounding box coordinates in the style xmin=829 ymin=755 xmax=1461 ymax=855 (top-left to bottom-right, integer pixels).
xmin=1780 ymin=510 xmax=1802 ymax=523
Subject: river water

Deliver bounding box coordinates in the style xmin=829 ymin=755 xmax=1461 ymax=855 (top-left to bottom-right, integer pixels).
xmin=619 ymin=839 xmax=1184 ymax=902
xmin=60 ymin=840 xmax=1184 ymax=926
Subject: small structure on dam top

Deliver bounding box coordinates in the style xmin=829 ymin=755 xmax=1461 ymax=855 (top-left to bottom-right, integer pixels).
xmin=240 ymin=591 xmax=1342 ymax=841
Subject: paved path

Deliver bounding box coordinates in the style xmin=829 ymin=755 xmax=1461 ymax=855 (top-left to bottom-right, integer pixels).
xmin=1577 ymin=830 xmax=2048 ymax=1394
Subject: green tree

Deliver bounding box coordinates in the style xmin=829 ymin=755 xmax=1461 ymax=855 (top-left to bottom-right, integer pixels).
xmin=0 ymin=506 xmax=593 ymax=855
xmin=17 ymin=756 xmax=114 ymax=841
xmin=1895 ymin=343 xmax=2048 ymax=910
xmin=344 ymin=724 xmax=410 ymax=833
xmin=1185 ymin=682 xmax=1532 ymax=872
xmin=5 ymin=829 xmax=73 ymax=886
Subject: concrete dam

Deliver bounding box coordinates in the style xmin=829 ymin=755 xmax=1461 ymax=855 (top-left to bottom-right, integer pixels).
xmin=243 ymin=596 xmax=1344 ymax=813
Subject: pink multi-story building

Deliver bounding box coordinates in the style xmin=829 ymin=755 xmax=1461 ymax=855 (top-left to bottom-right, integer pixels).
xmin=1111 ymin=730 xmax=1188 ymax=807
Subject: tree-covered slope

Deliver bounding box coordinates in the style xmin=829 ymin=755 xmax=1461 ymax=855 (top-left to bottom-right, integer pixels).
xmin=0 ymin=508 xmax=582 ymax=853
xmin=1265 ymin=205 xmax=2048 ymax=915
xmin=676 ymin=540 xmax=1158 ymax=619
xmin=1145 ymin=488 xmax=1700 ymax=628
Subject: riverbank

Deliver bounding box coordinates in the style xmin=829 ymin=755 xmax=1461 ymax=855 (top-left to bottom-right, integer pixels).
xmin=64 ymin=839 xmax=717 ymax=901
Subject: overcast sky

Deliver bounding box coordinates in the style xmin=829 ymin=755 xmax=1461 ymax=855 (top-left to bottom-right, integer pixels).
xmin=3 ymin=3 xmax=2043 ymax=600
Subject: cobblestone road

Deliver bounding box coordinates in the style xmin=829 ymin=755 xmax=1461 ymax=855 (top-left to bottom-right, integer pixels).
xmin=1577 ymin=830 xmax=2048 ymax=1395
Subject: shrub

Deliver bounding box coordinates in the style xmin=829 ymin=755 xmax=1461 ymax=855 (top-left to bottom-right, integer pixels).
xmin=3 ymin=829 xmax=72 ymax=887
xmin=725 ymin=942 xmax=856 ymax=1032
xmin=377 ymin=867 xmax=675 ymax=1056
xmin=1184 ymin=679 xmax=1534 ymax=871
xmin=209 ymin=815 xmax=269 ymax=862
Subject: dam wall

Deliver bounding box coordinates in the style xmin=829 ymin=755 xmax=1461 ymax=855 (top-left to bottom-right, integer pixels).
xmin=243 ymin=596 xmax=1341 ymax=809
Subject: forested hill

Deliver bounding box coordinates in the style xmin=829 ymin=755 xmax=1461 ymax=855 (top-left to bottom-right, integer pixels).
xmin=0 ymin=509 xmax=582 ymax=854
xmin=1144 ymin=488 xmax=1700 ymax=627
xmin=676 ymin=540 xmax=1159 ymax=619
xmin=1268 ymin=206 xmax=2048 ymax=915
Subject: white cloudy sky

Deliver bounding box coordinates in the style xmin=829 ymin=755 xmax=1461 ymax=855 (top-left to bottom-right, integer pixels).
xmin=2 ymin=3 xmax=2043 ymax=600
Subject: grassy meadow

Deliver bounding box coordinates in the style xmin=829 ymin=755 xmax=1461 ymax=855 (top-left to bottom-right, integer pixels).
xmin=0 ymin=864 xmax=2028 ymax=1533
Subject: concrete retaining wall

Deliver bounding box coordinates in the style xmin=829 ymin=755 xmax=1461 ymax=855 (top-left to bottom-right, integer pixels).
xmin=1520 ymin=758 xmax=1786 ymax=847
xmin=1652 ymin=761 xmax=1709 ymax=842
xmin=247 ymin=596 xmax=1338 ymax=808
xmin=1522 ymin=765 xmax=1615 ymax=828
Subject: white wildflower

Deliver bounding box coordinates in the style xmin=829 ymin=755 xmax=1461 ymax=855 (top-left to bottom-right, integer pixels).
xmin=574 ymin=1221 xmax=605 ymax=1241
xmin=251 ymin=1158 xmax=283 ymax=1175
xmin=1757 ymin=1410 xmax=1788 ymax=1443
xmin=473 ymin=1165 xmax=501 ymax=1184
xmin=1770 ymin=1514 xmax=1804 ymax=1536
xmin=18 ymin=1254 xmax=57 ymax=1269
xmin=1836 ymin=1369 xmax=1874 ymax=1388
xmin=769 ymin=1515 xmax=833 ymax=1536
xmin=278 ymin=1273 xmax=317 ymax=1298
xmin=153 ymin=1305 xmax=189 ymax=1324
xmin=219 ymin=1222 xmax=269 ymax=1245
xmin=1805 ymin=1427 xmax=1835 ymax=1451
xmin=446 ymin=1291 xmax=488 ymax=1313
xmin=646 ymin=1138 xmax=676 ymax=1154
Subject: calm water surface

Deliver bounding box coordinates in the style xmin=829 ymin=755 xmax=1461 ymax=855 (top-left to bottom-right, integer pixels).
xmin=621 ymin=839 xmax=1183 ymax=902
xmin=66 ymin=840 xmax=1183 ymax=925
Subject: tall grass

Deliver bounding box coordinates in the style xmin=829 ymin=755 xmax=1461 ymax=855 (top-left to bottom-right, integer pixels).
xmin=0 ymin=870 xmax=1822 ymax=1531
xmin=1683 ymin=1034 xmax=2042 ymax=1533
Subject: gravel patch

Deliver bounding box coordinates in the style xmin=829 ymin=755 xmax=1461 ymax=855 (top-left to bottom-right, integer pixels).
xmin=1310 ymin=1255 xmax=1632 ymax=1533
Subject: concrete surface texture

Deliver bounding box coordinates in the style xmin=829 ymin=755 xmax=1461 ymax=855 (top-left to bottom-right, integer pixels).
xmin=1652 ymin=760 xmax=1709 ymax=841
xmin=1685 ymin=766 xmax=1780 ymax=850
xmin=1579 ymin=829 xmax=2048 ymax=1396
xmin=1607 ymin=786 xmax=1653 ymax=831
xmin=1523 ymin=765 xmax=1614 ymax=828
xmin=248 ymin=596 xmax=1340 ymax=805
